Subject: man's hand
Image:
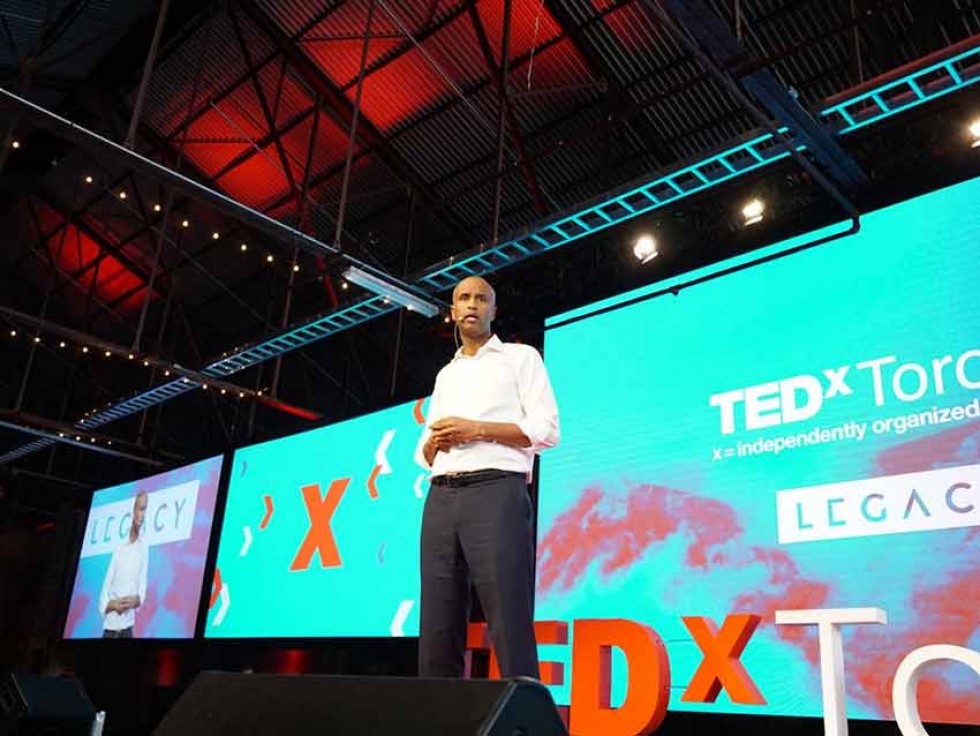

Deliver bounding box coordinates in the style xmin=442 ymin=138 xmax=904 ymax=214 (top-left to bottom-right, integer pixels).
xmin=108 ymin=596 xmax=140 ymax=613
xmin=430 ymin=417 xmax=482 ymax=448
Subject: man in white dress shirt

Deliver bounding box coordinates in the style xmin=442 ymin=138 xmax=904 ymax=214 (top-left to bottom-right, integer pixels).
xmin=99 ymin=490 xmax=149 ymax=638
xmin=415 ymin=276 xmax=559 ymax=678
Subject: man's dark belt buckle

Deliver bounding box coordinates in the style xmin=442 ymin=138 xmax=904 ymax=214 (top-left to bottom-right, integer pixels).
xmin=431 ymin=469 xmax=515 ymax=487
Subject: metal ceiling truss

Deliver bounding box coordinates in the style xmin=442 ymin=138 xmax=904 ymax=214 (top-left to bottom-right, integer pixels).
xmin=2 ymin=26 xmax=980 ymax=465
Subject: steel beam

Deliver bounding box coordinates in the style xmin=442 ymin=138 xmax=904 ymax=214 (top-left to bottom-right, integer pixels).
xmin=0 ymin=409 xmax=169 ymax=467
xmin=649 ymin=0 xmax=870 ymax=193
xmin=0 ymin=304 xmax=322 ymax=421
xmin=3 ymin=36 xmax=979 ymax=465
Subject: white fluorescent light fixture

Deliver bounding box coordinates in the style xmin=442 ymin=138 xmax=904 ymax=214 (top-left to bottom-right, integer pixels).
xmin=342 ymin=265 xmax=441 ymax=318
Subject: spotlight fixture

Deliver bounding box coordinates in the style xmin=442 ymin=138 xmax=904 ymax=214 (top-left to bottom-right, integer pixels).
xmin=742 ymin=198 xmax=765 ymax=226
xmin=84 ymin=175 xmax=93 ymax=184
xmin=153 ymin=203 xmax=162 ymax=212
xmin=11 ymin=140 xmax=19 ymax=149
xmin=181 ymin=219 xmax=190 ymax=228
xmin=970 ymin=118 xmax=980 ymax=148
xmin=632 ymin=234 xmax=659 ymax=264
xmin=118 ymin=191 xmax=127 ymax=200
xmin=213 ymin=232 xmax=220 ymax=240
xmin=240 ymin=243 xmax=248 ymax=252
xmin=267 ymin=254 xmax=274 ymax=263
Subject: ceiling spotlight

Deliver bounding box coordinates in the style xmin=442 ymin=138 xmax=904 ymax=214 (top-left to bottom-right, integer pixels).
xmin=9 ymin=329 xmax=16 ymax=337
xmin=118 ymin=190 xmax=127 ymax=200
xmin=341 ymin=281 xmax=349 ymax=290
xmin=220 ymin=389 xmax=226 ymax=395
xmin=240 ymin=243 xmax=248 ymax=252
xmin=33 ymin=336 xmax=40 ymax=343
xmin=128 ymin=353 xmax=134 ymax=360
xmin=212 ymin=232 xmax=220 ymax=240
xmin=444 ymin=315 xmax=450 ymax=323
xmin=104 ymin=351 xmax=111 ymax=358
xmin=59 ymin=341 xmax=66 ymax=348
xmin=75 ymin=436 xmax=81 ymax=441
xmin=181 ymin=219 xmax=190 ymax=228
xmin=11 ymin=140 xmax=19 ymax=149
xmin=293 ymin=264 xmax=300 ymax=272
xmin=164 ymin=370 xmax=170 ymax=376
xmin=266 ymin=254 xmax=274 ymax=263
xmin=970 ymin=119 xmax=980 ymax=148
xmin=153 ymin=203 xmax=162 ymax=212
xmin=202 ymin=384 xmax=209 ymax=390
xmin=239 ymin=392 xmax=244 ymax=398
xmin=742 ymin=198 xmax=765 ymax=226
xmin=632 ymin=234 xmax=659 ymax=264
xmin=82 ymin=346 xmax=89 ymax=353
xmin=143 ymin=359 xmax=149 ymax=366
xmin=84 ymin=175 xmax=93 ymax=184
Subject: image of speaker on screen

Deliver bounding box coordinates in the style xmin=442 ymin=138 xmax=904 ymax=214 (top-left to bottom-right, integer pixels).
xmin=64 ymin=456 xmax=223 ymax=640
xmin=98 ymin=491 xmax=149 ymax=639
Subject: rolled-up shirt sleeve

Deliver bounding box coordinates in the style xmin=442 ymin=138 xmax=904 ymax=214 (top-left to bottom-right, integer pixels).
xmin=137 ymin=542 xmax=148 ymax=608
xmin=99 ymin=550 xmax=116 ymax=617
xmin=515 ymin=347 xmax=560 ymax=453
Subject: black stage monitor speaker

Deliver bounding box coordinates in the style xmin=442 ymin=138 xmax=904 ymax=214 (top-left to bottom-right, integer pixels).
xmin=0 ymin=673 xmax=96 ymax=736
xmin=154 ymin=671 xmax=567 ymax=736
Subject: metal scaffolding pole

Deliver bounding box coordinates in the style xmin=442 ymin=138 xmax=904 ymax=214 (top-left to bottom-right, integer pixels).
xmin=125 ymin=0 xmax=171 ymax=150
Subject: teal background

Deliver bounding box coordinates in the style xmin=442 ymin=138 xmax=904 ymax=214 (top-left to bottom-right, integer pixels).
xmin=535 ymin=175 xmax=980 ymax=723
xmin=205 ymin=399 xmax=429 ymax=638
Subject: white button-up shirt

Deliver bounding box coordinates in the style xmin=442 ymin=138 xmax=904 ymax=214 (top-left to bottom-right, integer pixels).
xmin=99 ymin=536 xmax=148 ymax=632
xmin=414 ymin=335 xmax=560 ymax=479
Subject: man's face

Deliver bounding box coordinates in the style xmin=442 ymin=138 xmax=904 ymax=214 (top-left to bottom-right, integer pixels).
xmin=132 ymin=493 xmax=148 ymax=532
xmin=451 ymin=277 xmax=496 ymax=339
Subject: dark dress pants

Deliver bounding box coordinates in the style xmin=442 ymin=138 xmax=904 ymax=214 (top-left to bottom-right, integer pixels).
xmin=418 ymin=471 xmax=540 ymax=679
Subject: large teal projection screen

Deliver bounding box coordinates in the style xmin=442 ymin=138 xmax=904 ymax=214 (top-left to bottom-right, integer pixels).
xmin=535 ymin=175 xmax=980 ymax=723
xmin=205 ymin=399 xmax=428 ymax=638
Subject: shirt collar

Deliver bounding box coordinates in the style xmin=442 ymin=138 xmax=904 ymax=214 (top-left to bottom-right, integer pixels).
xmin=453 ymin=333 xmax=504 ymax=361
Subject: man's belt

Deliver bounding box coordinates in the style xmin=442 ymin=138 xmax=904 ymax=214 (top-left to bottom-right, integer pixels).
xmin=430 ymin=469 xmax=524 ymax=487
